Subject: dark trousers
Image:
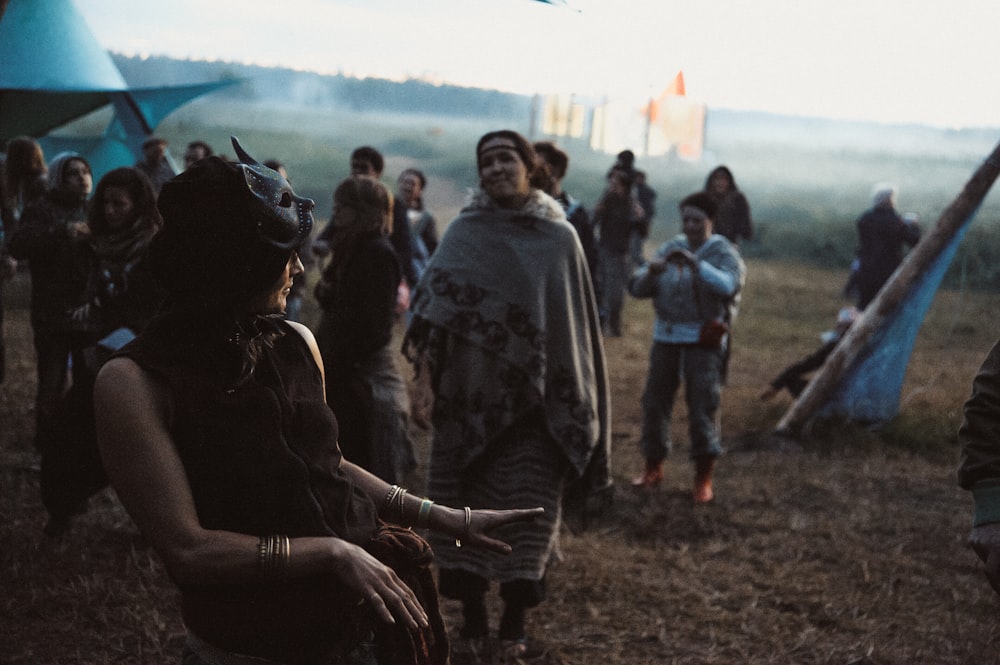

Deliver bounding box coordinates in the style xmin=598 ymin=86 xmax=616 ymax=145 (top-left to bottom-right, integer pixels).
xmin=31 ymin=323 xmax=107 ymax=521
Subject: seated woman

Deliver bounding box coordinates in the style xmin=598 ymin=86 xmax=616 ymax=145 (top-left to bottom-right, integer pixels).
xmin=94 ymin=137 xmax=541 ymax=665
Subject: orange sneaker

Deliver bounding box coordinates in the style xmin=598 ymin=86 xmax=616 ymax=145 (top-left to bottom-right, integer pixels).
xmin=631 ymin=460 xmax=664 ymax=487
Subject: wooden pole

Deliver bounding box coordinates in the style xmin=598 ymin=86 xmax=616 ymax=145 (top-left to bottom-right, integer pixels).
xmin=775 ymin=139 xmax=1000 ymax=436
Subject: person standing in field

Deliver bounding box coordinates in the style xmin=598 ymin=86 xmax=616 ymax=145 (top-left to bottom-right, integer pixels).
xmin=704 ymin=165 xmax=752 ymax=245
xmin=592 ymin=168 xmax=644 ymax=337
xmin=396 ymin=168 xmax=439 ymax=287
xmin=313 ymin=146 xmax=417 ymax=292
xmin=532 ymin=141 xmax=599 ymax=298
xmin=134 ymin=136 xmax=175 ymax=196
xmin=852 ymin=183 xmax=921 ymax=309
xmin=8 ymin=152 xmax=96 ymax=454
xmin=605 ymin=150 xmax=657 ymax=269
xmin=1 ymin=136 xmax=50 ymax=384
xmin=628 ymin=192 xmax=745 ymax=502
xmin=313 ymin=146 xmax=417 ymax=477
xmin=38 ymin=166 xmax=163 ymax=535
xmin=313 ymin=175 xmax=412 ymax=484
xmin=404 ymin=130 xmax=610 ymax=662
xmin=183 ymin=139 xmax=214 ymax=170
xmin=0 ymin=137 xmax=49 ymax=380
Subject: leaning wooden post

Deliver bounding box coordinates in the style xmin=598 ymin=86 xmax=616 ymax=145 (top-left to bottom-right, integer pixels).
xmin=775 ymin=139 xmax=1000 ymax=436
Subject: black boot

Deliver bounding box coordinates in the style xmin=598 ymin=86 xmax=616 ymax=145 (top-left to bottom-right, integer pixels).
xmin=498 ymin=602 xmax=525 ymax=642
xmin=439 ymin=568 xmax=490 ymax=638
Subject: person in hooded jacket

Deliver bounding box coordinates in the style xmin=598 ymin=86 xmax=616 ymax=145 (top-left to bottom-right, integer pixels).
xmin=8 ymin=152 xmax=96 ymax=453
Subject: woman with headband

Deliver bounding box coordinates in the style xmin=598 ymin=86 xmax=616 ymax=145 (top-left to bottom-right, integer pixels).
xmin=404 ymin=129 xmax=610 ymax=661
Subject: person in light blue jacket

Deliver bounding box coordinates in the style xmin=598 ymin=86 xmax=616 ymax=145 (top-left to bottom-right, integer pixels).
xmin=628 ymin=191 xmax=745 ymax=502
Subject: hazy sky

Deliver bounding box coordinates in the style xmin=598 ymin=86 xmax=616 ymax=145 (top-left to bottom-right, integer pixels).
xmin=75 ymin=0 xmax=1000 ymax=129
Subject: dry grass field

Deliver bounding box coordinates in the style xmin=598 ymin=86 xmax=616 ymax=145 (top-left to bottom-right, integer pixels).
xmin=3 ymin=257 xmax=1000 ymax=664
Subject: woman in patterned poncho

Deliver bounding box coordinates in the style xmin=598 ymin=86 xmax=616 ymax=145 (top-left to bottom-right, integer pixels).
xmin=404 ymin=130 xmax=610 ymax=660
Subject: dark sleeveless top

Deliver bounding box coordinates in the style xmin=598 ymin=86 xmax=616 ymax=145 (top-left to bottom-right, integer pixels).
xmin=116 ymin=315 xmax=381 ymax=663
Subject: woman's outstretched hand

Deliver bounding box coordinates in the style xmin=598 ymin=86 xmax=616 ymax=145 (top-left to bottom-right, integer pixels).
xmin=437 ymin=507 xmax=545 ymax=554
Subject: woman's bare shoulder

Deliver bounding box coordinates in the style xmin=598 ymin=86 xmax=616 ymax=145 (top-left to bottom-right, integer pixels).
xmin=285 ymin=320 xmax=316 ymax=345
xmin=95 ymin=355 xmax=172 ymax=418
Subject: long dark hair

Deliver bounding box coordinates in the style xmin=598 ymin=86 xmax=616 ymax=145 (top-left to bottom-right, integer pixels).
xmin=89 ymin=167 xmax=162 ymax=237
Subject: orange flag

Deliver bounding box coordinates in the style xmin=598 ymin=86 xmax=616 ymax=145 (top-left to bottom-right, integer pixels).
xmin=663 ymin=70 xmax=685 ymax=97
xmin=646 ymin=70 xmax=685 ymax=122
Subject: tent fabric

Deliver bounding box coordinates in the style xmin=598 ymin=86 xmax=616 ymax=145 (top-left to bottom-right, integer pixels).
xmin=0 ymin=0 xmax=235 ymax=179
xmin=0 ymin=90 xmax=111 ymax=140
xmin=0 ymin=0 xmax=127 ymax=91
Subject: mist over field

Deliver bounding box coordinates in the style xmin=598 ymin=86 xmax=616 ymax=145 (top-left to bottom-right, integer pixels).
xmin=100 ymin=55 xmax=1000 ymax=290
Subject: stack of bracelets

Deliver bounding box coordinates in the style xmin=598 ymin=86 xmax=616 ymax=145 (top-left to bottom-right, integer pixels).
xmin=256 ymin=534 xmax=290 ymax=580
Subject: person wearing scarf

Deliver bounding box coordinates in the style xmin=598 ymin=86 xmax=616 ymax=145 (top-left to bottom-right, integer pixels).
xmin=94 ymin=138 xmax=541 ymax=665
xmin=88 ymin=166 xmax=163 ymax=334
xmin=39 ymin=167 xmax=162 ymax=536
xmin=35 ymin=167 xmax=165 ymax=535
xmin=403 ymin=130 xmax=610 ymax=661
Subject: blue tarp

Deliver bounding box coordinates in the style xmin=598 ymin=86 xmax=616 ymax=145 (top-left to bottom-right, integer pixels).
xmin=819 ymin=211 xmax=976 ymax=424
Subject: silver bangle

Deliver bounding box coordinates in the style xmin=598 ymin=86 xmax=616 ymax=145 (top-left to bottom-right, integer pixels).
xmin=380 ymin=484 xmax=400 ymax=515
xmin=395 ymin=487 xmax=408 ymax=524
xmin=455 ymin=506 xmax=471 ymax=548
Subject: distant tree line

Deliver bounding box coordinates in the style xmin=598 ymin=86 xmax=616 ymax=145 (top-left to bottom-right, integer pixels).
xmin=112 ymin=54 xmax=531 ymax=120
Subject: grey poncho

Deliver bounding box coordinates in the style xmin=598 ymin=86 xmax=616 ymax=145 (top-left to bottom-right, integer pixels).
xmin=404 ymin=188 xmax=610 ymax=490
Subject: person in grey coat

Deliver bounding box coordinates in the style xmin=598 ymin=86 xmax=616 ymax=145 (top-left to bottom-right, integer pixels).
xmin=628 ymin=192 xmax=745 ymax=502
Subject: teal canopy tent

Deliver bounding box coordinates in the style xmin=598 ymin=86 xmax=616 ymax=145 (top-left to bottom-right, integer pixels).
xmin=0 ymin=0 xmax=235 ymax=179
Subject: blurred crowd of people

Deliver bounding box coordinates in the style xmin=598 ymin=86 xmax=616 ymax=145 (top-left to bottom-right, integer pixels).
xmin=9 ymin=126 xmax=1000 ymax=664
